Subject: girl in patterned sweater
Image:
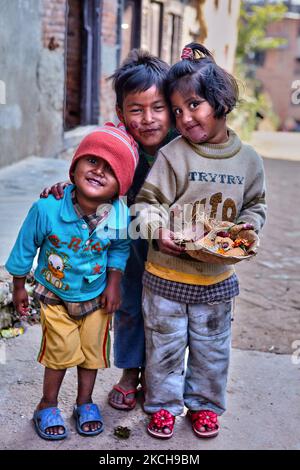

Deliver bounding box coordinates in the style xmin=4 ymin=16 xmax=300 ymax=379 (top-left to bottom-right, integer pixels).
xmin=136 ymin=43 xmax=266 ymax=439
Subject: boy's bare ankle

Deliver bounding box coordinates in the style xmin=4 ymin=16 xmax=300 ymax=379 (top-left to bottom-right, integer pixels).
xmin=118 ymin=368 xmax=140 ymax=388
xmin=37 ymin=398 xmax=58 ymax=410
xmin=76 ymin=397 xmax=93 ymax=406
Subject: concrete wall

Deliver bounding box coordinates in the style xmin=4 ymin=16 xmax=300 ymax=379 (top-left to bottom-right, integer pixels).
xmin=202 ymin=0 xmax=240 ymax=72
xmin=38 ymin=0 xmax=66 ymax=154
xmin=0 ymin=0 xmax=65 ymax=169
xmin=0 ymin=0 xmax=42 ymax=167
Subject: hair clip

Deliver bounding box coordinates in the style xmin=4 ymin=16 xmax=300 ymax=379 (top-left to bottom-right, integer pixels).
xmin=194 ymin=49 xmax=207 ymax=60
xmin=181 ymin=47 xmax=193 ymax=60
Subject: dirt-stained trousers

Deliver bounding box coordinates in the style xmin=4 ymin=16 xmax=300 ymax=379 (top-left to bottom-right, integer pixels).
xmin=142 ymin=287 xmax=233 ymax=416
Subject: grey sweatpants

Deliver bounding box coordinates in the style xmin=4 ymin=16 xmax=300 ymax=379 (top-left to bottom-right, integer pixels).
xmin=142 ymin=287 xmax=233 ymax=416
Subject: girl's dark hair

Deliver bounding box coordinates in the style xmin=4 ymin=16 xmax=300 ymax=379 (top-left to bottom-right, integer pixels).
xmin=110 ymin=49 xmax=170 ymax=108
xmin=165 ymin=42 xmax=239 ymax=118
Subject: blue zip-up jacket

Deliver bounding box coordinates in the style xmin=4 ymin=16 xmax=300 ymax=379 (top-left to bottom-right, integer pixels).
xmin=5 ymin=185 xmax=131 ymax=302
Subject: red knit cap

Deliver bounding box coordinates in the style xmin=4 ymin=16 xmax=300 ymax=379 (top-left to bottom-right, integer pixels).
xmin=69 ymin=122 xmax=139 ymax=196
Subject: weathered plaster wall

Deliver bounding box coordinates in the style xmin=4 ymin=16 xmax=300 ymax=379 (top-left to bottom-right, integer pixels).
xmin=0 ymin=0 xmax=42 ymax=167
xmin=38 ymin=0 xmax=66 ymax=156
xmin=0 ymin=0 xmax=65 ymax=168
xmin=36 ymin=48 xmax=65 ymax=157
xmin=202 ymin=0 xmax=240 ymax=72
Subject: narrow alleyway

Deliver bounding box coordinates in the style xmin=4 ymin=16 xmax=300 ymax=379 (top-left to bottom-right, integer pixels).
xmin=0 ymin=153 xmax=300 ymax=450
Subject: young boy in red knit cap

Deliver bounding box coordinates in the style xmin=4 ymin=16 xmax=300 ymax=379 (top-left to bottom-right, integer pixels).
xmin=40 ymin=50 xmax=175 ymax=411
xmin=5 ymin=123 xmax=138 ymax=441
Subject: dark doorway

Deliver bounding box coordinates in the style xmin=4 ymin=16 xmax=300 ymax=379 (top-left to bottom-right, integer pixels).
xmin=64 ymin=0 xmax=101 ymax=130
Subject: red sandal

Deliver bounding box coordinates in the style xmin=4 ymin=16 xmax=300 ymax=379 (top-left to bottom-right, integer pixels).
xmin=108 ymin=384 xmax=138 ymax=411
xmin=188 ymin=410 xmax=219 ymax=438
xmin=147 ymin=409 xmax=175 ymax=439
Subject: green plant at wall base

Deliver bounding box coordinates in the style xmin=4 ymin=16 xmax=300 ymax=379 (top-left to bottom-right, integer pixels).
xmin=229 ymin=87 xmax=280 ymax=141
xmin=229 ymin=63 xmax=280 ymax=141
xmin=232 ymin=2 xmax=287 ymax=138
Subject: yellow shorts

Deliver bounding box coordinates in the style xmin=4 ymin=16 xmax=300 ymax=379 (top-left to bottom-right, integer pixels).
xmin=37 ymin=303 xmax=111 ymax=370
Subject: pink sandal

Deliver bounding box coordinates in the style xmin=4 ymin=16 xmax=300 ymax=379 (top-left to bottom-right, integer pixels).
xmin=108 ymin=384 xmax=138 ymax=411
xmin=147 ymin=409 xmax=175 ymax=439
xmin=188 ymin=410 xmax=219 ymax=438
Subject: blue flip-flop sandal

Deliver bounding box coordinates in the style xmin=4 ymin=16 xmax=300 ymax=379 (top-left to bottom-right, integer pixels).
xmin=33 ymin=407 xmax=68 ymax=440
xmin=73 ymin=403 xmax=104 ymax=436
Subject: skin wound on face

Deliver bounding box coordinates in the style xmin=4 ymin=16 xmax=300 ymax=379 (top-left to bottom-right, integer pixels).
xmin=130 ymin=121 xmax=139 ymax=129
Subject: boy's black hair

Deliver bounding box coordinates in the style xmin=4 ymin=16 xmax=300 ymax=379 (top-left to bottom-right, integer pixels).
xmin=110 ymin=49 xmax=170 ymax=108
xmin=165 ymin=42 xmax=239 ymax=119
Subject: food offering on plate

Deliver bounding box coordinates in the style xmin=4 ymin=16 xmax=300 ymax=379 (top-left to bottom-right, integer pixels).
xmin=174 ymin=216 xmax=259 ymax=265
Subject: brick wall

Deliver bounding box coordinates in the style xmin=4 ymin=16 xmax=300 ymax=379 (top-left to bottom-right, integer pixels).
xmin=42 ymin=0 xmax=67 ymax=51
xmin=257 ymin=17 xmax=300 ymax=129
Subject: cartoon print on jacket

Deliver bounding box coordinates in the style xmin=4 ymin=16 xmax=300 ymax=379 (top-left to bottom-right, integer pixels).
xmin=41 ymin=249 xmax=71 ymax=291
